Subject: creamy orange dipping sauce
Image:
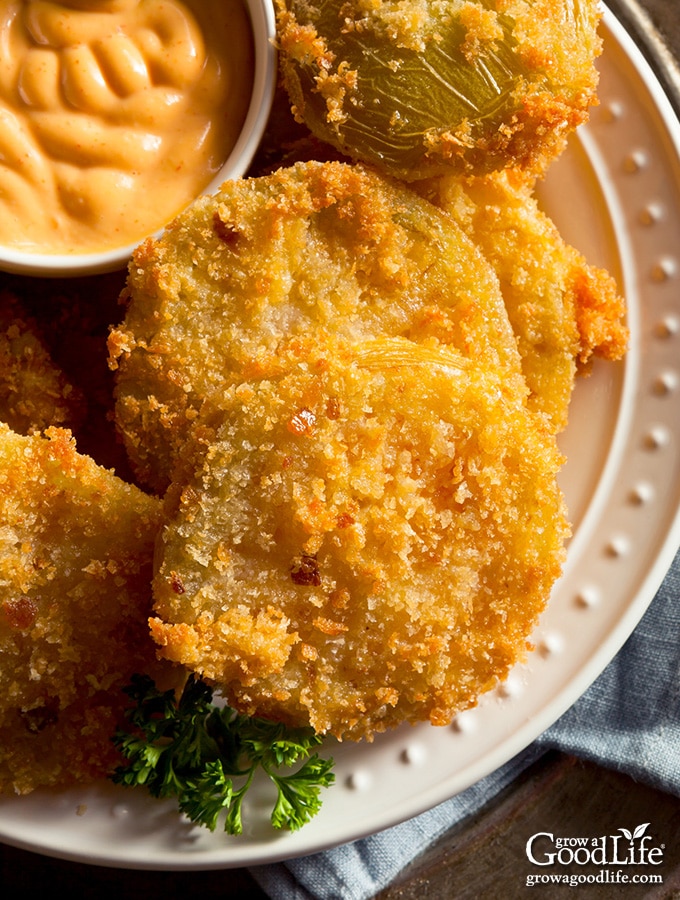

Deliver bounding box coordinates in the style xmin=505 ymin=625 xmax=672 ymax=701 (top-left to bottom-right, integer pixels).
xmin=0 ymin=0 xmax=254 ymax=254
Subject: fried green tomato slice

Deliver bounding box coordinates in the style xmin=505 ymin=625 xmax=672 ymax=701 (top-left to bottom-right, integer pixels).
xmin=150 ymin=337 xmax=569 ymax=742
xmin=275 ymin=0 xmax=603 ymax=180
xmin=110 ymin=160 xmax=525 ymax=494
xmin=0 ymin=425 xmax=171 ymax=794
xmin=420 ymin=168 xmax=628 ymax=432
xmin=0 ymin=290 xmax=85 ymax=436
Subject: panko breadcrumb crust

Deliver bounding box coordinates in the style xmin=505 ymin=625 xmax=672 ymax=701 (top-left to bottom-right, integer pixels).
xmin=420 ymin=169 xmax=628 ymax=432
xmin=0 ymin=425 xmax=172 ymax=794
xmin=275 ymin=0 xmax=604 ymax=180
xmin=109 ymin=159 xmax=572 ymax=742
xmin=150 ymin=337 xmax=569 ymax=741
xmin=110 ymin=161 xmax=528 ymax=493
xmin=0 ymin=290 xmax=85 ymax=436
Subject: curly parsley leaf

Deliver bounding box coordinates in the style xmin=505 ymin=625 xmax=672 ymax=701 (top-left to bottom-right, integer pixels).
xmin=110 ymin=674 xmax=335 ymax=835
xmin=269 ymin=755 xmax=336 ymax=830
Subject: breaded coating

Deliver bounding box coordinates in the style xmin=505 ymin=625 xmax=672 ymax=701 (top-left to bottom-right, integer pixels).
xmin=0 ymin=425 xmax=169 ymax=794
xmin=421 ymin=169 xmax=629 ymax=431
xmin=1 ymin=272 xmax=136 ymax=478
xmin=110 ymin=161 xmax=526 ymax=493
xmin=0 ymin=291 xmax=85 ymax=435
xmin=275 ymin=0 xmax=603 ymax=180
xmin=150 ymin=338 xmax=569 ymax=741
xmin=0 ymin=694 xmax=136 ymax=797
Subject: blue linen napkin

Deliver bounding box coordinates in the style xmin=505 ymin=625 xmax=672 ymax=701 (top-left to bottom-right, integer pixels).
xmin=250 ymin=547 xmax=680 ymax=900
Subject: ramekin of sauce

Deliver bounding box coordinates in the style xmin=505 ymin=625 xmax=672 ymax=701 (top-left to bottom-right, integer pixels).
xmin=0 ymin=0 xmax=276 ymax=275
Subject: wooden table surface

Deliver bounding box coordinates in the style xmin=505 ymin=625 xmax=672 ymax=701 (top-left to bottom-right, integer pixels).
xmin=1 ymin=1 xmax=679 ymax=897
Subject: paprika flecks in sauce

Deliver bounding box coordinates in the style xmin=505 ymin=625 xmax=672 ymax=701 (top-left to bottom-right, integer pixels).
xmin=0 ymin=0 xmax=254 ymax=253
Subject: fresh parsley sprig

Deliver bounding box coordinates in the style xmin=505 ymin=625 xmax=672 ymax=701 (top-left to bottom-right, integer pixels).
xmin=111 ymin=673 xmax=335 ymax=835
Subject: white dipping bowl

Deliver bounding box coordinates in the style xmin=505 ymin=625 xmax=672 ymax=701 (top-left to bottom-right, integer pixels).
xmin=0 ymin=0 xmax=277 ymax=278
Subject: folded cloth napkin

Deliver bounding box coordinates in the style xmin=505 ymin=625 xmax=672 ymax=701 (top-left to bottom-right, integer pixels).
xmin=250 ymin=546 xmax=680 ymax=900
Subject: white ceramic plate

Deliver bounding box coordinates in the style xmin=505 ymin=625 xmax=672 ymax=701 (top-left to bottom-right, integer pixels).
xmin=1 ymin=6 xmax=680 ymax=870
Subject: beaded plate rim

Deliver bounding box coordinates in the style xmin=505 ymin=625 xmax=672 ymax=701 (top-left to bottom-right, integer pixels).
xmin=1 ymin=4 xmax=679 ymax=870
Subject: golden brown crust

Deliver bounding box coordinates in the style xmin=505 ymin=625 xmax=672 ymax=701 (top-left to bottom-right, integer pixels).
xmin=572 ymin=264 xmax=629 ymax=366
xmin=275 ymin=0 xmax=603 ymax=180
xmin=420 ymin=168 xmax=628 ymax=432
xmin=109 ymin=161 xmax=526 ymax=493
xmin=0 ymin=425 xmax=173 ymax=794
xmin=150 ymin=338 xmax=569 ymax=740
xmin=0 ymin=291 xmax=85 ymax=436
